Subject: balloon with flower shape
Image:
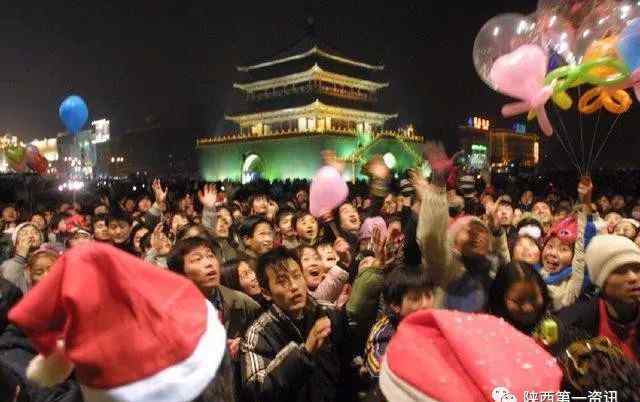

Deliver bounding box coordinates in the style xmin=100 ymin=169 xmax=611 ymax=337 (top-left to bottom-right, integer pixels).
xmin=473 ymin=0 xmax=640 ymax=139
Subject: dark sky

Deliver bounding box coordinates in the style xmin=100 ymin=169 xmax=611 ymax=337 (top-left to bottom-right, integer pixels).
xmin=1 ymin=1 xmax=638 ymax=170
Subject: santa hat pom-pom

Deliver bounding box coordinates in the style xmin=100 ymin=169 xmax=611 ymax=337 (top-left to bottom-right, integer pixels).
xmin=27 ymin=340 xmax=74 ymax=387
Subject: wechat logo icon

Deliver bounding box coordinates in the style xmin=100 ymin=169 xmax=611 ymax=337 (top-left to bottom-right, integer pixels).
xmin=492 ymin=387 xmax=517 ymax=402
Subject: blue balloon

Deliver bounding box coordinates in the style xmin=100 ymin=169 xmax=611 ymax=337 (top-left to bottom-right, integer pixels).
xmin=59 ymin=95 xmax=89 ymax=134
xmin=619 ymin=18 xmax=640 ymax=72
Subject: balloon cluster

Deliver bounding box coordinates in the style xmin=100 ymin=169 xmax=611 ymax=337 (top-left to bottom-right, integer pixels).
xmin=4 ymin=144 xmax=48 ymax=175
xmin=473 ymin=0 xmax=640 ymax=136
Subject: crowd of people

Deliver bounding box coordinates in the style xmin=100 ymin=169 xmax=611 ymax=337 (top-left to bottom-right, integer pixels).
xmin=0 ymin=144 xmax=639 ymax=402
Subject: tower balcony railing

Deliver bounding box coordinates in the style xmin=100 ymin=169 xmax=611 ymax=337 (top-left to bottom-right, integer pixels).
xmin=246 ymin=82 xmax=378 ymax=103
xmin=197 ymin=128 xmax=423 ymax=146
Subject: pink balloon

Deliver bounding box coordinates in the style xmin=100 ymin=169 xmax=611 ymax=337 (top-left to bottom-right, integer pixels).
xmin=310 ymin=166 xmax=348 ymax=219
xmin=489 ymin=44 xmax=554 ymax=136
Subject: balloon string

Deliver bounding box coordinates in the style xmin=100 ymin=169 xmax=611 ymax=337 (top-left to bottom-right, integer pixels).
xmin=578 ymin=86 xmax=585 ymax=172
xmin=591 ymin=113 xmax=623 ymax=168
xmin=552 ymin=104 xmax=582 ymax=174
xmin=586 ymin=109 xmax=602 ymax=175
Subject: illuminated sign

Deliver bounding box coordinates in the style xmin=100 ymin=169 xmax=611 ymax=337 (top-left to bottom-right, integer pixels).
xmin=471 ymin=144 xmax=487 ymax=152
xmin=467 ymin=116 xmax=490 ymax=131
xmin=513 ymin=122 xmax=527 ymax=134
xmin=91 ymin=119 xmax=110 ymax=144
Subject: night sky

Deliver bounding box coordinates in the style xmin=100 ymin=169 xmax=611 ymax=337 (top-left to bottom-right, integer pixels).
xmin=1 ymin=1 xmax=638 ymax=171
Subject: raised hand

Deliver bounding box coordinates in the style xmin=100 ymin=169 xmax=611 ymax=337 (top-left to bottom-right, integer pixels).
xmin=304 ymin=317 xmax=332 ymax=354
xmin=198 ymin=184 xmax=217 ymax=210
xmin=152 ymin=179 xmax=168 ymax=205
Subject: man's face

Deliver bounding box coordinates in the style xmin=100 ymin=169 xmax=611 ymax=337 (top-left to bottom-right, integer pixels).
xmin=278 ymin=213 xmax=295 ymax=237
xmin=184 ymin=245 xmax=220 ymax=293
xmin=215 ymin=209 xmax=232 ymax=238
xmin=295 ymin=214 xmax=318 ymax=242
xmin=264 ymin=258 xmax=308 ymax=319
xmin=108 ymin=220 xmax=131 ymax=244
xmin=300 ymin=247 xmax=324 ymax=290
xmin=533 ymin=202 xmax=552 ymax=221
xmin=30 ymin=215 xmax=46 ymax=231
xmin=93 ymin=220 xmax=110 ymax=241
xmin=339 ymin=203 xmax=361 ymax=232
xmin=179 ymin=195 xmax=195 ymax=215
xmin=603 ymin=263 xmax=640 ymax=305
xmin=251 ymin=196 xmax=268 ymax=215
xmin=541 ymin=237 xmax=573 ymax=273
xmin=395 ymin=289 xmax=434 ymax=318
xmin=247 ymin=223 xmax=274 ymax=255
xmin=317 ymin=244 xmax=338 ymax=271
xmin=138 ymin=197 xmax=152 ymax=212
xmin=28 ymin=255 xmax=57 ymax=287
xmin=598 ymin=196 xmax=611 ymax=212
xmin=496 ymin=204 xmax=514 ymax=227
xmin=2 ymin=207 xmax=17 ymax=223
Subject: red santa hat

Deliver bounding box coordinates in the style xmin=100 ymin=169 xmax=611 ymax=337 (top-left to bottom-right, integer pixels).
xmin=8 ymin=242 xmax=226 ymax=402
xmin=379 ymin=309 xmax=562 ymax=402
xmin=543 ymin=216 xmax=577 ymax=248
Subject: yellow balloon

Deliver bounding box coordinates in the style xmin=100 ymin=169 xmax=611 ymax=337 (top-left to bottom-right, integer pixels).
xmin=582 ymin=36 xmax=620 ymax=78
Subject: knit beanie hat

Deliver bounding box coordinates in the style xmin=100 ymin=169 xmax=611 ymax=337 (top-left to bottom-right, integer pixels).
xmin=543 ymin=216 xmax=577 ymax=248
xmin=585 ymin=234 xmax=640 ymax=288
xmin=9 ymin=243 xmax=226 ymax=402
xmin=379 ymin=309 xmax=562 ymax=402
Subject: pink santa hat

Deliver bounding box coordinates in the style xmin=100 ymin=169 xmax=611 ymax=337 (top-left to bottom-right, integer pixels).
xmin=9 ymin=242 xmax=226 ymax=402
xmin=359 ymin=216 xmax=388 ymax=241
xmin=379 ymin=309 xmax=562 ymax=402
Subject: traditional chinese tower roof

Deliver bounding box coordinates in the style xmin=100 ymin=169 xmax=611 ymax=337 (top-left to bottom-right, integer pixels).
xmin=227 ymin=21 xmax=397 ymax=130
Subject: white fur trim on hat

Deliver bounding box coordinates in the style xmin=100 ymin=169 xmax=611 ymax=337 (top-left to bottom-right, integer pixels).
xmin=27 ymin=339 xmax=74 ymax=387
xmin=586 ymin=235 xmax=640 ymax=288
xmin=618 ymin=218 xmax=640 ymax=229
xmin=80 ymin=301 xmax=226 ymax=402
xmin=379 ymin=357 xmax=440 ymax=402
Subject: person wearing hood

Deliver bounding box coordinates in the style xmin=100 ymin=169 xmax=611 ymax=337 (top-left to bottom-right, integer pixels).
xmin=1 ymin=223 xmax=44 ymax=293
xmin=416 ymin=142 xmax=510 ymax=313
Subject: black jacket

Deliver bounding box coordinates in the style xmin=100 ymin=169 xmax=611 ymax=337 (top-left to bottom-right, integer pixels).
xmin=0 ymin=277 xmax=21 ymax=333
xmin=551 ymin=297 xmax=640 ymax=359
xmin=0 ymin=325 xmax=82 ymax=402
xmin=240 ymin=299 xmax=350 ymax=402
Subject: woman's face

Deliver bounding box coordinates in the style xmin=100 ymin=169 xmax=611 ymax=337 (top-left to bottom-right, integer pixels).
xmin=505 ymin=281 xmax=545 ymax=328
xmin=296 ymin=214 xmax=318 ymax=242
xmin=238 ymin=261 xmax=261 ymax=296
xmin=215 ymin=209 xmax=232 ymax=238
xmin=30 ymin=215 xmax=46 ymax=231
xmin=541 ymin=237 xmax=573 ymax=273
xmin=300 ymin=247 xmax=324 ymax=291
xmin=138 ymin=198 xmax=152 ymax=212
xmin=93 ymin=220 xmax=110 ymax=241
xmin=513 ymin=237 xmax=541 ymax=265
xmin=338 ymin=203 xmax=361 ymax=232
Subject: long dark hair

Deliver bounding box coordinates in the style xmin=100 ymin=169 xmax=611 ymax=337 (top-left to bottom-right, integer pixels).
xmin=488 ymin=261 xmax=550 ymax=334
xmin=220 ymin=258 xmax=255 ymax=291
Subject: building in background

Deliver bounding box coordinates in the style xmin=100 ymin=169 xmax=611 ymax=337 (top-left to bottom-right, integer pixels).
xmin=458 ymin=116 xmax=540 ymax=173
xmin=57 ymin=119 xmax=111 ymax=178
xmin=197 ymin=31 xmax=424 ymax=182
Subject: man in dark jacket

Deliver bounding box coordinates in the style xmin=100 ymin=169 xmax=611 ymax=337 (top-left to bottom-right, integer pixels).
xmin=241 ymin=247 xmax=349 ymax=402
xmin=553 ymin=235 xmax=640 ymax=362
